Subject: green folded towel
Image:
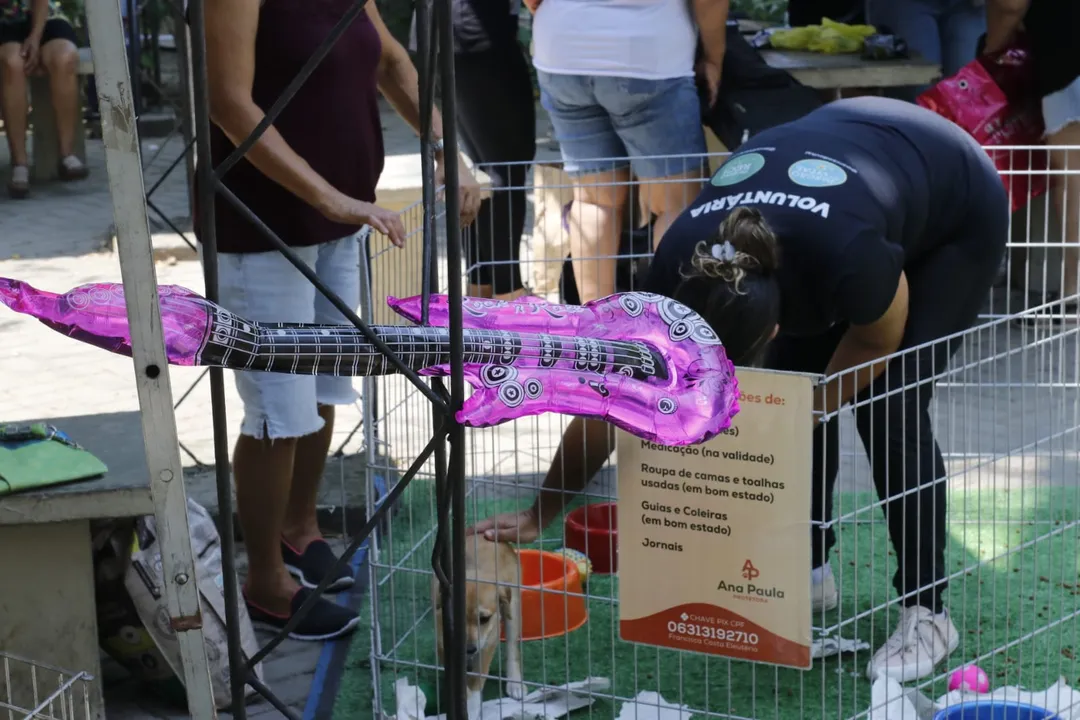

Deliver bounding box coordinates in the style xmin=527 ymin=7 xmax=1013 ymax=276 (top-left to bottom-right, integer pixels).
xmin=0 ymin=422 xmax=108 ymax=496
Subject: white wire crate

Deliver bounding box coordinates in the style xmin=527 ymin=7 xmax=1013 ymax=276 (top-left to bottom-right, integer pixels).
xmin=0 ymin=653 xmax=93 ymax=720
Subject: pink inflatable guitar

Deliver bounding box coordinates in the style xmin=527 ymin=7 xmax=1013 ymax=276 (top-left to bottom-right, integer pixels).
xmin=0 ymin=279 xmax=739 ymax=446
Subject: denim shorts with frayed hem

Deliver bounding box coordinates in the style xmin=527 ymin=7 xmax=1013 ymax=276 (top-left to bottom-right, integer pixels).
xmin=211 ymin=230 xmax=366 ymax=441
xmin=1043 ymin=76 xmax=1080 ymax=138
xmin=538 ymin=71 xmax=707 ymax=180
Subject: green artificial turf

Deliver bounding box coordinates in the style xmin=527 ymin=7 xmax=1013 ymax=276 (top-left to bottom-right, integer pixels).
xmin=335 ymin=482 xmax=1080 ymax=720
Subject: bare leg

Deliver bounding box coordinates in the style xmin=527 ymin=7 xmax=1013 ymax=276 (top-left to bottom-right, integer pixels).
xmin=566 ymin=166 xmax=630 ymax=302
xmin=1048 ymin=122 xmax=1080 ymax=300
xmin=0 ymin=43 xmax=30 ymax=166
xmin=39 ymin=39 xmax=80 ymax=158
xmin=640 ymin=168 xmax=707 ymax=248
xmin=234 ymin=433 xmax=301 ymax=615
xmin=281 ymin=404 xmax=335 ymax=551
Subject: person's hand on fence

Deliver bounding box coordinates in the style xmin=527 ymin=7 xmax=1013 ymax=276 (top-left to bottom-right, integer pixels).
xmin=320 ymin=195 xmax=407 ymax=247
xmin=467 ymin=507 xmax=542 ymax=544
xmin=456 ymin=162 xmax=482 ymax=227
xmin=21 ymin=33 xmax=42 ymax=75
xmin=435 ymin=154 xmax=483 ymax=228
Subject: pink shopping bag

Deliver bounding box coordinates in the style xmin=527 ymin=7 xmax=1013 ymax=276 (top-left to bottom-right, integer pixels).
xmin=918 ymin=45 xmax=1048 ymax=212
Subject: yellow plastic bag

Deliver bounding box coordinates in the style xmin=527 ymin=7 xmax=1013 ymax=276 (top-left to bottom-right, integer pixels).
xmin=769 ymin=26 xmax=815 ymax=51
xmin=822 ymin=17 xmax=876 ymax=39
xmin=769 ymin=17 xmax=877 ymax=54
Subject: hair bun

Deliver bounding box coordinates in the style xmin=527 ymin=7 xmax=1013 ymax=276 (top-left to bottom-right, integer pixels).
xmin=717 ymin=206 xmax=780 ymax=274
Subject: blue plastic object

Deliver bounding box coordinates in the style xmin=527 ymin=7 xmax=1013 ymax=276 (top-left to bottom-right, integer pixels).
xmin=934 ymin=702 xmax=1059 ymax=720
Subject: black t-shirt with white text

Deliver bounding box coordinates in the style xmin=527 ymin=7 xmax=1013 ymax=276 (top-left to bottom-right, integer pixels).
xmin=647 ymin=97 xmax=995 ymax=337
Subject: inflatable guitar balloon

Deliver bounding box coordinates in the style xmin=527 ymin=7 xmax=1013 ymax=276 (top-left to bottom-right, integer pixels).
xmin=0 ymin=278 xmax=739 ymax=446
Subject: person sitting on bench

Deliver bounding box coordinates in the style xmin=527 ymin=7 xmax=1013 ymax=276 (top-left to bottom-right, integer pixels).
xmin=0 ymin=0 xmax=89 ymax=198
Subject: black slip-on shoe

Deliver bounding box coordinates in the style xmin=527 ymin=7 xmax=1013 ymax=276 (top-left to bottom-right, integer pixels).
xmin=282 ymin=538 xmax=355 ymax=593
xmin=246 ymin=588 xmax=360 ymax=642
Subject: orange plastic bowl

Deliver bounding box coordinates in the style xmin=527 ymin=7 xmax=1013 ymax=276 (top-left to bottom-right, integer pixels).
xmin=509 ymin=549 xmax=587 ymax=641
xmin=564 ymin=502 xmax=618 ymax=574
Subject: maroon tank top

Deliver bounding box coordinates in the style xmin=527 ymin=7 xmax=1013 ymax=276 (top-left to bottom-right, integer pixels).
xmin=198 ymin=0 xmax=384 ymax=253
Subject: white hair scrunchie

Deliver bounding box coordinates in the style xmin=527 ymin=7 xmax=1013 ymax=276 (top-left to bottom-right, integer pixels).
xmin=711 ymin=241 xmax=737 ymax=263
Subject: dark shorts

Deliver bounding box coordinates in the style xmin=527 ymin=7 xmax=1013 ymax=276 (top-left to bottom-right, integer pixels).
xmin=0 ymin=17 xmax=78 ymax=48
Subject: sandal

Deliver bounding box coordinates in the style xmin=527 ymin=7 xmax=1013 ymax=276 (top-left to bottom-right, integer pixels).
xmin=58 ymin=155 xmax=89 ymax=182
xmin=7 ymin=165 xmax=29 ymax=199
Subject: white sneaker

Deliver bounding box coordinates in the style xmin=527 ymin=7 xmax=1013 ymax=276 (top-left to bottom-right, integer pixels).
xmin=866 ymin=606 xmax=959 ymax=682
xmin=812 ymin=564 xmax=838 ymax=613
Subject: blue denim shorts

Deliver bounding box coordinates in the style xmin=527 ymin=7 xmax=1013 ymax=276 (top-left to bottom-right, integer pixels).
xmin=538 ymin=72 xmax=707 ymax=179
xmin=1043 ymin=76 xmax=1080 ymax=137
xmin=210 ymin=230 xmax=366 ymax=440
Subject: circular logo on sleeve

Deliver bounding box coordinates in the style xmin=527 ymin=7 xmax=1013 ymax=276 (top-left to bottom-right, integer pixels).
xmin=710 ymin=152 xmax=766 ymax=187
xmin=788 ymin=159 xmax=848 ymax=187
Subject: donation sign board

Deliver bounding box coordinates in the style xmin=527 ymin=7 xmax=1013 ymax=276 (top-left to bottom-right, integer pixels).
xmin=618 ymin=368 xmax=814 ymax=669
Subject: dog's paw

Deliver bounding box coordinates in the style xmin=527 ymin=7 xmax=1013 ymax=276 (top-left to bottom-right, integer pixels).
xmin=467 ymin=690 xmax=483 ymax=719
xmin=505 ymin=679 xmax=526 ymax=700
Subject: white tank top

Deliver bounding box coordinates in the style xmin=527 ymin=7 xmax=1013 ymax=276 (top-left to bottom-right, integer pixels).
xmin=531 ymin=0 xmax=697 ymax=80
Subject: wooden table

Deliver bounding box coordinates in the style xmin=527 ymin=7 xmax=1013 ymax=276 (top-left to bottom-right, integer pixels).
xmin=0 ymin=411 xmax=154 ymax=719
xmin=761 ymin=49 xmax=942 ymax=96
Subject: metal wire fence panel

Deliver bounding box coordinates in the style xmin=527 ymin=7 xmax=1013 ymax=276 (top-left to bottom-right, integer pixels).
xmin=0 ymin=654 xmax=93 ymax=720
xmin=364 ymin=151 xmax=1080 ymax=720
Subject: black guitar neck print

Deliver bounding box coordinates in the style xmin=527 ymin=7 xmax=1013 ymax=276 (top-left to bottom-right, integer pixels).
xmin=198 ymin=314 xmax=670 ymax=381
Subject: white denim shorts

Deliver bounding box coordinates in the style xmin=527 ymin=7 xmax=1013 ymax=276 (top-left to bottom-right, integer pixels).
xmin=212 ymin=230 xmax=367 ymax=440
xmin=1043 ymin=76 xmax=1080 ymax=137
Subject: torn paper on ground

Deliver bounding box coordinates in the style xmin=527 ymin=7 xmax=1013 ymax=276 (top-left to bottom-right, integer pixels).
xmin=615 ymin=691 xmax=694 ymax=720
xmin=393 ymin=677 xmax=428 ymax=720
xmin=811 ymin=628 xmax=872 ymax=659
xmin=389 ymin=676 xmax=611 ymax=720
xmin=868 ymin=677 xmax=938 ymax=720
xmin=867 ymin=676 xmax=1080 ymax=720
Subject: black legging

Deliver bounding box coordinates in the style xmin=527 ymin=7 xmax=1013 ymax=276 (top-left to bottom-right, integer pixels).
xmin=455 ymin=44 xmax=536 ymax=295
xmin=766 ymin=190 xmax=1007 ymax=612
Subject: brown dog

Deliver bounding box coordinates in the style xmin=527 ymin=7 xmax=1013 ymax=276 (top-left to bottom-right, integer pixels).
xmin=432 ymin=537 xmax=525 ymax=714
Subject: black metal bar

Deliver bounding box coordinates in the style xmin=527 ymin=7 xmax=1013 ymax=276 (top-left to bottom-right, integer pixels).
xmin=434 ymin=0 xmax=469 ymax=716
xmin=185 ymin=0 xmax=249 ymax=714
xmin=413 ymin=13 xmax=458 ymax=711
xmin=145 ymin=136 xmax=195 ymax=198
xmin=214 ymin=181 xmax=451 ymax=411
xmin=212 ymin=0 xmax=370 ymax=181
xmin=245 ymin=670 xmax=300 ymax=720
xmin=146 ymin=199 xmax=197 ymax=252
xmin=173 ymin=368 xmax=208 ymax=410
xmin=246 ymin=422 xmax=448 ymax=669
xmin=416 ymin=0 xmax=439 ymax=326
xmin=177 ymin=440 xmax=203 ymax=467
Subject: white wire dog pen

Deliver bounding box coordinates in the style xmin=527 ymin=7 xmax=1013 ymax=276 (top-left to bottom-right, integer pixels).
xmin=353 ymin=151 xmax=1080 ymax=720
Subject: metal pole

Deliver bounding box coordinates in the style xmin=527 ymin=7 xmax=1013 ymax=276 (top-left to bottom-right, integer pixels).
xmin=434 ymin=0 xmax=469 ymax=716
xmin=413 ymin=5 xmax=463 ymax=716
xmin=185 ymin=0 xmax=249 ymax=714
xmin=125 ymin=0 xmax=142 ymax=116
